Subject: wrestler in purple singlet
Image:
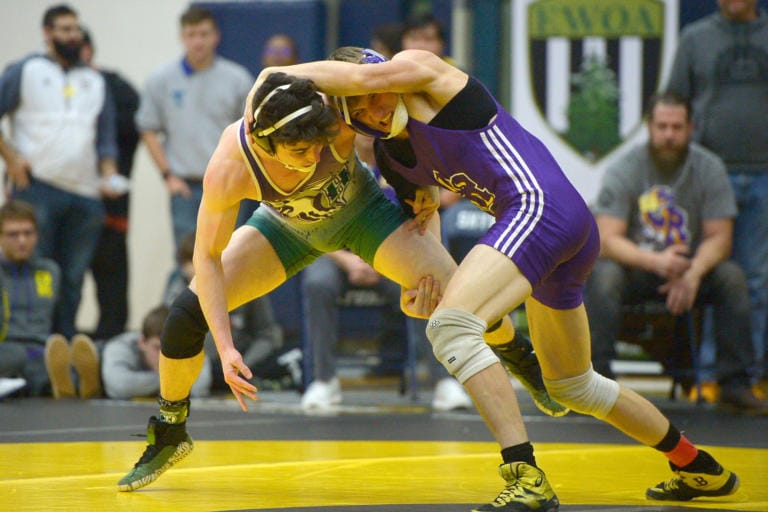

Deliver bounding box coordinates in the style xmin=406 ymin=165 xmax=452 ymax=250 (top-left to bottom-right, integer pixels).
xmin=377 ymin=77 xmax=599 ymax=309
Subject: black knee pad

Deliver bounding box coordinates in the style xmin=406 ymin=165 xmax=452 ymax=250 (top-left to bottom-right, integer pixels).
xmin=161 ymin=288 xmax=209 ymax=359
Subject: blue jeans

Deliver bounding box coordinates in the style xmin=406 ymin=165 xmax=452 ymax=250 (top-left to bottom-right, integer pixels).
xmin=170 ymin=180 xmax=203 ymax=252
xmin=585 ymin=258 xmax=754 ymax=387
xmin=729 ymin=173 xmax=768 ymax=380
xmin=14 ymin=180 xmax=104 ymax=338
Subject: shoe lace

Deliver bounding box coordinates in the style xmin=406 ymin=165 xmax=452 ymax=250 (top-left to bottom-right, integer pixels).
xmin=134 ymin=444 xmax=162 ymax=467
xmin=493 ymin=480 xmax=535 ymax=505
xmin=657 ymin=474 xmax=683 ymax=493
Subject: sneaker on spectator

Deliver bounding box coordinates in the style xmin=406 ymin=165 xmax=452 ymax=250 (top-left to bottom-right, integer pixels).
xmin=718 ymin=384 xmax=768 ymax=414
xmin=0 ymin=377 xmax=27 ymax=399
xmin=688 ymin=381 xmax=718 ymax=404
xmin=431 ymin=377 xmax=473 ymax=411
xmin=301 ymin=377 xmax=342 ymax=410
xmin=45 ymin=334 xmax=75 ymax=399
xmin=71 ymin=334 xmax=101 ymax=399
xmin=754 ymin=380 xmax=768 ymax=399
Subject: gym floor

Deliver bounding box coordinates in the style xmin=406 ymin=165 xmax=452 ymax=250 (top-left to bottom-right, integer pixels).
xmin=1 ymin=379 xmax=766 ymax=512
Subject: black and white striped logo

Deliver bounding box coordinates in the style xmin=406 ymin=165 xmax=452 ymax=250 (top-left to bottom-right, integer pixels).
xmin=526 ymin=0 xmax=669 ymax=161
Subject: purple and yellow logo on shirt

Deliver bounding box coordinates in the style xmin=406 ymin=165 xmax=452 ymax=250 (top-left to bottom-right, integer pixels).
xmin=637 ymin=185 xmax=689 ymax=250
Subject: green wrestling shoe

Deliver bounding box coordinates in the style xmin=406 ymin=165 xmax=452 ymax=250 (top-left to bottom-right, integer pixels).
xmin=646 ymin=451 xmax=739 ymax=501
xmin=473 ymin=462 xmax=560 ymax=511
xmin=118 ymin=416 xmax=194 ymax=491
xmin=492 ymin=337 xmax=569 ymax=417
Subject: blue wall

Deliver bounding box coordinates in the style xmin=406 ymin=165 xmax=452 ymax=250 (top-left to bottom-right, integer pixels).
xmin=196 ymin=1 xmax=326 ymax=76
xmin=680 ymin=0 xmax=768 ymax=27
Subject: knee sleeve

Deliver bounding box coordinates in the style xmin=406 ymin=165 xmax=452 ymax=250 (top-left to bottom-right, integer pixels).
xmin=427 ymin=308 xmax=499 ymax=384
xmin=544 ymin=367 xmax=620 ymax=419
xmin=162 ymin=288 xmax=209 ymax=359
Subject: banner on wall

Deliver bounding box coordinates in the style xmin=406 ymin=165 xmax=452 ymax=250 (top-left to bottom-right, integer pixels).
xmin=510 ymin=0 xmax=679 ymax=204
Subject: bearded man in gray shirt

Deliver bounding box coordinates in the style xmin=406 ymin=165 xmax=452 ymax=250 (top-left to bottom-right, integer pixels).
xmin=584 ymin=93 xmax=765 ymax=413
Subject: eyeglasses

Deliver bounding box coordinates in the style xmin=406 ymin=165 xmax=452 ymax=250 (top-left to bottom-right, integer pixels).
xmin=1 ymin=229 xmax=36 ymax=239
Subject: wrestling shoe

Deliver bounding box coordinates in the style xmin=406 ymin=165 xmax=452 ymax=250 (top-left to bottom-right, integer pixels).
xmin=492 ymin=337 xmax=569 ymax=417
xmin=646 ymin=450 xmax=740 ymax=501
xmin=118 ymin=416 xmax=194 ymax=491
xmin=473 ymin=462 xmax=560 ymax=511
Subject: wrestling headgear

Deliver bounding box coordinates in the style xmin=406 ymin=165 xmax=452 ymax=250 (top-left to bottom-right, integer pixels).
xmin=250 ymin=83 xmax=314 ymax=152
xmin=331 ymin=48 xmax=408 ymax=139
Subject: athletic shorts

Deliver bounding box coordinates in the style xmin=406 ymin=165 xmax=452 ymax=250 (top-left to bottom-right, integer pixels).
xmin=478 ymin=196 xmax=600 ymax=310
xmin=246 ymin=168 xmax=409 ymax=278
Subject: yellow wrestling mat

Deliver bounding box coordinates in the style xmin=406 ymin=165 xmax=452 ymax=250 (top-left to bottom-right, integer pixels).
xmin=1 ymin=440 xmax=766 ymax=511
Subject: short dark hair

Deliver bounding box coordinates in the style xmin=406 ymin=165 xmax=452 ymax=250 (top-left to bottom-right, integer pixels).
xmin=142 ymin=305 xmax=170 ymax=339
xmin=42 ymin=4 xmax=77 ymax=28
xmin=646 ymin=92 xmax=692 ymax=121
xmin=0 ymin=200 xmax=38 ymax=232
xmin=328 ymin=46 xmax=367 ymax=64
xmin=180 ymin=5 xmax=218 ymax=29
xmin=251 ymin=72 xmax=339 ymax=150
xmin=403 ymin=13 xmax=445 ymax=42
xmin=372 ymin=22 xmax=403 ymax=57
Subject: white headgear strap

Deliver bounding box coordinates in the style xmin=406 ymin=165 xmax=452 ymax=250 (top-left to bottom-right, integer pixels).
xmin=253 ymin=84 xmax=313 ymax=137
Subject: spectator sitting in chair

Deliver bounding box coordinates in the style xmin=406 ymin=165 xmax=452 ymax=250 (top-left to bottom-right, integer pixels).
xmin=0 ymin=199 xmax=99 ymax=399
xmin=0 ymin=200 xmax=58 ymax=397
xmin=101 ymin=305 xmax=211 ymax=399
xmin=584 ymin=92 xmax=766 ymax=413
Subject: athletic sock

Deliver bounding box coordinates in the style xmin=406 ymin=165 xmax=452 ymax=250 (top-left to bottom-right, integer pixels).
xmin=501 ymin=442 xmax=537 ymax=467
xmin=653 ymin=424 xmax=698 ymax=468
xmin=158 ymin=396 xmax=190 ymax=425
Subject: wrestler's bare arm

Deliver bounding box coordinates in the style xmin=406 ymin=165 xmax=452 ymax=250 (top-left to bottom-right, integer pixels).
xmin=192 ymin=123 xmax=260 ymax=409
xmin=248 ymin=51 xmax=465 ymax=122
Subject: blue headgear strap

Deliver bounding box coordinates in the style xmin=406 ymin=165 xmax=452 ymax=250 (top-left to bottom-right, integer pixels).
xmin=332 ymin=48 xmax=392 ymax=138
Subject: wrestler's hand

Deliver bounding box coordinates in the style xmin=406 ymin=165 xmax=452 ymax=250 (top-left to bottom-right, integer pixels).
xmin=402 ymin=276 xmax=441 ymax=319
xmin=220 ymin=346 xmax=258 ymax=411
xmin=405 ymin=188 xmax=439 ymax=235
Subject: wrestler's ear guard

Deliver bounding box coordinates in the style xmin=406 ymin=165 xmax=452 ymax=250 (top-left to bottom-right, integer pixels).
xmin=250 ymin=129 xmax=274 ymax=153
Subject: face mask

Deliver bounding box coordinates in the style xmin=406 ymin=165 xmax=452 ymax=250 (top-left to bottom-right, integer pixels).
xmin=53 ymin=39 xmax=82 ymax=66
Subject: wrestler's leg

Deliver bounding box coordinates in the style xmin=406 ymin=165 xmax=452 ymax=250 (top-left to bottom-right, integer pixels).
xmin=425 ymin=244 xmax=533 ymax=448
xmin=525 ymin=299 xmax=670 ymax=444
